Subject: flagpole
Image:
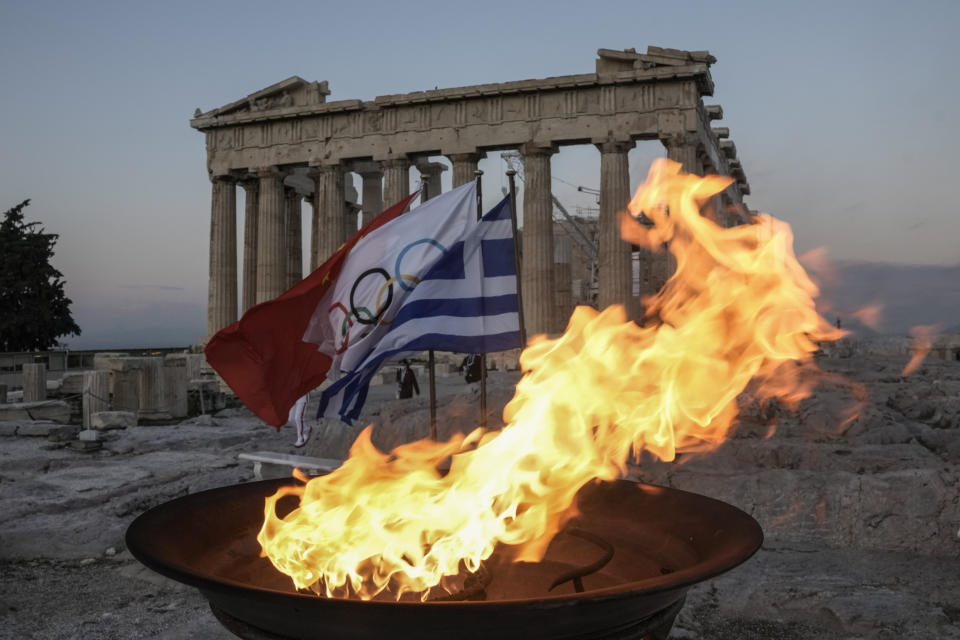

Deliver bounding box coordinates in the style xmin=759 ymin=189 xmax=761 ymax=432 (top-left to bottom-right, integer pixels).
xmin=506 ymin=169 xmax=527 ymax=348
xmin=422 ymin=173 xmax=439 ymax=441
xmin=475 ymin=169 xmax=487 ymax=430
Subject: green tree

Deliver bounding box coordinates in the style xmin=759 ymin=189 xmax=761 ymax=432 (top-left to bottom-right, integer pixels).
xmin=0 ymin=199 xmax=81 ymax=351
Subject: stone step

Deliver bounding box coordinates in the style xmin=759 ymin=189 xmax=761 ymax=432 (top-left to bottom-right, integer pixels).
xmin=238 ymin=451 xmax=343 ymax=480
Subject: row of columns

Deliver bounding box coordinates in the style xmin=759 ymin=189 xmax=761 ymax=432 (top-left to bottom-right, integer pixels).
xmin=207 ymin=137 xmax=702 ymax=340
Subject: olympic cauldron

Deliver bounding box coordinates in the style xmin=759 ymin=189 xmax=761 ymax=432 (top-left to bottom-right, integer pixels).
xmin=126 ymin=476 xmax=762 ymax=640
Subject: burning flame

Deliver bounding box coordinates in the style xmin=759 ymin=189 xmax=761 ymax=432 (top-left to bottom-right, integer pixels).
xmin=258 ymin=159 xmax=843 ymax=600
xmin=848 ymin=304 xmax=884 ymax=331
xmin=902 ymin=324 xmax=938 ymax=375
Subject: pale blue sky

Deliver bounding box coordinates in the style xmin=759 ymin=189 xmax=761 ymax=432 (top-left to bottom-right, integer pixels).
xmin=1 ymin=0 xmax=957 ymax=347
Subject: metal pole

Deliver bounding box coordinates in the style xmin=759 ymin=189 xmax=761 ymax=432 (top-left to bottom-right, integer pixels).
xmin=422 ymin=174 xmax=439 ymax=441
xmin=475 ymin=169 xmax=487 ymax=430
xmin=506 ymin=170 xmax=527 ymax=348
xmin=428 ymin=349 xmax=437 ymax=441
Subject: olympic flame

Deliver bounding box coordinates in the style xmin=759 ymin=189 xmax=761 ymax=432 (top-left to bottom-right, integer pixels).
xmin=902 ymin=324 xmax=938 ymax=376
xmin=849 ymin=304 xmax=884 ymax=331
xmin=257 ymin=159 xmax=843 ymax=600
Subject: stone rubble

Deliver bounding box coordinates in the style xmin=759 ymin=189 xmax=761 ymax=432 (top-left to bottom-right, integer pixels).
xmin=90 ymin=410 xmax=137 ymax=430
xmin=0 ymin=354 xmax=957 ymax=639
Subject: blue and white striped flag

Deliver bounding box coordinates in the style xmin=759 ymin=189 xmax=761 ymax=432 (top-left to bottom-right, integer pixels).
xmin=318 ymin=195 xmax=521 ymax=424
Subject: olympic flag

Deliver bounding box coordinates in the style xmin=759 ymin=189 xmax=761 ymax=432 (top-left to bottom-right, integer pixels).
xmin=203 ymin=190 xmax=419 ymax=428
xmin=318 ymin=195 xmax=521 ymax=424
xmin=301 ymin=181 xmax=478 ymax=381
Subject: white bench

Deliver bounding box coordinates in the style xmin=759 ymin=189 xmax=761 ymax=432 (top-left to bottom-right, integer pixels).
xmin=238 ymin=451 xmax=343 ymax=480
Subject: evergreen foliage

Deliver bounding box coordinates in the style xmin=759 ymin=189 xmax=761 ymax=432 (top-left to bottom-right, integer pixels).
xmin=0 ymin=199 xmax=81 ymax=351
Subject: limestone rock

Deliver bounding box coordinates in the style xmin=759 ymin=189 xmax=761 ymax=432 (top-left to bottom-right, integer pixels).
xmin=10 ymin=421 xmax=63 ymax=436
xmin=179 ymin=414 xmax=214 ymax=426
xmin=47 ymin=426 xmax=80 ymax=443
xmin=91 ymin=411 xmax=137 ymax=430
xmin=0 ymin=401 xmax=70 ymax=424
xmin=68 ymin=440 xmax=102 ymax=452
xmin=59 ymin=371 xmax=89 ymax=395
xmin=214 ymin=407 xmax=252 ymax=419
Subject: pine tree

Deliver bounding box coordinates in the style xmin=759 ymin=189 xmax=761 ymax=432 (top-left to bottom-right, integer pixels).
xmin=0 ymin=199 xmax=81 ymax=351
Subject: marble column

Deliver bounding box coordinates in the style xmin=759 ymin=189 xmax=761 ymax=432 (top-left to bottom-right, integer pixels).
xmin=419 ymin=174 xmax=434 ymax=202
xmin=344 ymin=205 xmax=360 ymax=243
xmin=663 ymin=132 xmax=702 ymax=175
xmin=138 ymin=357 xmax=168 ymax=421
xmin=554 ymin=233 xmax=573 ymax=330
xmin=358 ymin=168 xmax=384 ymax=226
xmin=596 ymin=139 xmax=635 ymax=316
xmin=240 ymin=179 xmax=259 ymax=313
xmin=382 ymin=158 xmax=410 ymax=207
xmin=112 ymin=359 xmax=141 ymax=415
xmin=648 ymin=133 xmax=702 ymax=297
xmin=254 ymin=166 xmax=287 ymax=304
xmin=416 ymin=160 xmax=447 ymax=201
xmin=448 ymin=152 xmax=485 ymax=187
xmin=305 ymin=194 xmax=319 ymax=272
xmin=208 ymin=174 xmax=237 ymax=335
xmin=22 ymin=363 xmax=46 ymax=402
xmin=520 ymin=144 xmax=557 ymax=336
xmin=81 ymin=370 xmax=110 ymax=428
xmin=428 ymin=166 xmax=445 ymax=198
xmin=285 ymin=186 xmax=302 ymax=288
xmin=162 ymin=354 xmax=189 ymax=420
xmin=312 ymin=163 xmax=345 ymax=267
xmin=343 ymin=178 xmax=360 ymax=243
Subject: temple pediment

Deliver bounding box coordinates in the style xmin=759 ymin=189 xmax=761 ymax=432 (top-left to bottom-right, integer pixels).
xmin=596 ymin=46 xmax=716 ymax=74
xmin=195 ymin=77 xmax=331 ymax=119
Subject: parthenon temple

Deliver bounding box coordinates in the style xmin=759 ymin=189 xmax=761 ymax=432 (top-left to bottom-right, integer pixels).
xmin=192 ymin=46 xmax=752 ymax=340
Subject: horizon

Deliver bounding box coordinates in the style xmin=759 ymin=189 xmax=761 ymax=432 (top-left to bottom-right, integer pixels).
xmin=1 ymin=1 xmax=957 ymax=349
xmin=55 ymin=256 xmax=960 ymax=351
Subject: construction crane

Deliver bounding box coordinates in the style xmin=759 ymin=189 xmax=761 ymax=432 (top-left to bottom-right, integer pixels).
xmin=500 ymin=152 xmax=597 ymax=258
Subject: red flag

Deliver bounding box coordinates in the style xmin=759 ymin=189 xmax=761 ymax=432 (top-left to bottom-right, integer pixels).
xmin=205 ymin=192 xmax=419 ymax=428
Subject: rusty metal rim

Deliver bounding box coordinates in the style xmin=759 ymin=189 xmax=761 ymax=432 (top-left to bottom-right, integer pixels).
xmin=125 ymin=478 xmax=762 ymax=609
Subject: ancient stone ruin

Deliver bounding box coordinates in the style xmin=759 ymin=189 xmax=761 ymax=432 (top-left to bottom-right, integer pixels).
xmin=191 ymin=46 xmax=752 ymax=340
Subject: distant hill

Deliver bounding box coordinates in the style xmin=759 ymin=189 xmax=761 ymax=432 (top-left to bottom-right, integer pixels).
xmin=56 ymin=260 xmax=958 ymax=350
xmin=816 ymin=261 xmax=960 ymax=336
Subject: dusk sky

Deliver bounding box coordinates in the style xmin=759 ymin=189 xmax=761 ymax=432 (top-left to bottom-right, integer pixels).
xmin=1 ymin=0 xmax=957 ymax=348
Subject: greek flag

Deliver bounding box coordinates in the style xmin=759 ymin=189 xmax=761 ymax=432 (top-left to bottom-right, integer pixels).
xmin=319 ymin=196 xmax=521 ymax=424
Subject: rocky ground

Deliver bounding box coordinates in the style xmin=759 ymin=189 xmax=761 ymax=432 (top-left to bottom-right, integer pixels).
xmin=1 ymin=354 xmax=958 ymax=639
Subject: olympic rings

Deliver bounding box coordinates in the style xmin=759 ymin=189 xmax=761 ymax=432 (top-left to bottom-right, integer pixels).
xmin=395 ymin=239 xmax=446 ymax=291
xmin=327 ymin=302 xmax=352 ymax=354
xmin=341 ymin=306 xmax=372 ymax=337
xmin=375 ymin=274 xmax=420 ymax=326
xmin=330 ymin=237 xmax=450 ymax=346
xmin=349 ymin=268 xmax=392 ymax=325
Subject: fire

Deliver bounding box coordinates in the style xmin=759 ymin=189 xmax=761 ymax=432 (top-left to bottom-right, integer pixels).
xmin=257 ymin=158 xmax=843 ymax=600
xmin=902 ymin=324 xmax=938 ymax=375
xmin=849 ymin=304 xmax=884 ymax=330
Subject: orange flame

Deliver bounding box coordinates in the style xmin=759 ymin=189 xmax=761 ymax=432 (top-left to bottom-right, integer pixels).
xmin=848 ymin=304 xmax=884 ymax=330
xmin=798 ymin=248 xmax=833 ymax=280
xmin=257 ymin=158 xmax=843 ymax=600
xmin=902 ymin=324 xmax=938 ymax=375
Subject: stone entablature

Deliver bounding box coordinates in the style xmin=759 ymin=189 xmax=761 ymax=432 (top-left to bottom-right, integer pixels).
xmin=191 ymin=48 xmax=747 ymax=199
